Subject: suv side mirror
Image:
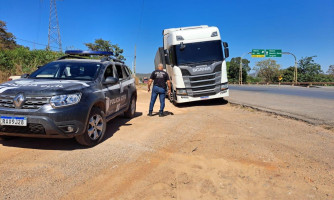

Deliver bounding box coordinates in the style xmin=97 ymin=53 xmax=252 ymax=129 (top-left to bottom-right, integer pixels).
xmin=21 ymin=73 xmax=29 ymax=78
xmin=103 ymin=76 xmax=118 ymax=85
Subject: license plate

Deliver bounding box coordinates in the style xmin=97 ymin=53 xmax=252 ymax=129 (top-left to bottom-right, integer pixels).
xmin=0 ymin=116 xmax=27 ymax=126
xmin=200 ymin=96 xmax=209 ymax=99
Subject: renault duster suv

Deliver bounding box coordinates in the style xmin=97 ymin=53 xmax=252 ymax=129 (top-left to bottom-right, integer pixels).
xmin=0 ymin=50 xmax=137 ymax=146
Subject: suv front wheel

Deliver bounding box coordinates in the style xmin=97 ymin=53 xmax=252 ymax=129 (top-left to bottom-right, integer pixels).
xmin=75 ymin=107 xmax=106 ymax=147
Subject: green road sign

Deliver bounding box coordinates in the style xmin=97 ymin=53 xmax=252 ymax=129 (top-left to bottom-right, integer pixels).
xmin=252 ymin=49 xmax=265 ymax=57
xmin=266 ymin=49 xmax=282 ymax=57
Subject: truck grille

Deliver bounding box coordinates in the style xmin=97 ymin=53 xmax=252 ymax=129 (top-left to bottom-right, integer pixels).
xmin=182 ymin=72 xmax=221 ymax=97
xmin=0 ymin=95 xmax=50 ymax=109
xmin=0 ymin=123 xmax=46 ymax=135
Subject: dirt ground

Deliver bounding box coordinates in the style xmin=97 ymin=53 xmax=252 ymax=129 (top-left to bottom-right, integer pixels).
xmin=0 ymin=87 xmax=333 ymax=200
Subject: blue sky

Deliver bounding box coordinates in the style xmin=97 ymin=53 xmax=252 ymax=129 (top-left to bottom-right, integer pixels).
xmin=1 ymin=0 xmax=333 ymax=73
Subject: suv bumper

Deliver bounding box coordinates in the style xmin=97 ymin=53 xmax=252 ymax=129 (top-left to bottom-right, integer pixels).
xmin=0 ymin=103 xmax=89 ymax=138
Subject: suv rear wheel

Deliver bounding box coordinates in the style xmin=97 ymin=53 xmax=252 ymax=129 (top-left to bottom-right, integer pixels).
xmin=124 ymin=95 xmax=136 ymax=118
xmin=75 ymin=107 xmax=106 ymax=147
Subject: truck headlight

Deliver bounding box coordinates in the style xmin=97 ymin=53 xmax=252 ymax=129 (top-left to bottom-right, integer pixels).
xmin=176 ymin=89 xmax=187 ymax=96
xmin=50 ymin=93 xmax=81 ymax=108
xmin=221 ymin=83 xmax=228 ymax=90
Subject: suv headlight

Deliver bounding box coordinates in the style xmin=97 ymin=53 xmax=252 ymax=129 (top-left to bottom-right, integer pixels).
xmin=50 ymin=93 xmax=82 ymax=108
xmin=221 ymin=83 xmax=228 ymax=90
xmin=176 ymin=89 xmax=187 ymax=96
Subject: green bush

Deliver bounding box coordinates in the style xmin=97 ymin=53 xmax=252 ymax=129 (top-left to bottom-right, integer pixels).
xmin=0 ymin=47 xmax=64 ymax=82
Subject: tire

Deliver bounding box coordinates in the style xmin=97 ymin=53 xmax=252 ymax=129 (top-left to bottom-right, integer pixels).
xmin=171 ymin=90 xmax=178 ymax=106
xmin=124 ymin=95 xmax=136 ymax=118
xmin=75 ymin=107 xmax=106 ymax=147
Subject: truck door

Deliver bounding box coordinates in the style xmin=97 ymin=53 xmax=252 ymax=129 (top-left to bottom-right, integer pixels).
xmin=103 ymin=64 xmax=121 ymax=116
xmin=115 ymin=64 xmax=128 ymax=109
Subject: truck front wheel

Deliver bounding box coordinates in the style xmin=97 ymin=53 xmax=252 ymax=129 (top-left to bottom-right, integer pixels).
xmin=75 ymin=107 xmax=106 ymax=147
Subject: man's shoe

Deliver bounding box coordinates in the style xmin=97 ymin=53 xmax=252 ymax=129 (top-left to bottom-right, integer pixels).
xmin=159 ymin=112 xmax=166 ymax=117
xmin=147 ymin=112 xmax=153 ymax=116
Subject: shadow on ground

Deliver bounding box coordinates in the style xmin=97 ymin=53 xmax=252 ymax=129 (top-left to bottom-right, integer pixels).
xmin=175 ymin=98 xmax=228 ymax=108
xmin=0 ymin=112 xmax=142 ymax=151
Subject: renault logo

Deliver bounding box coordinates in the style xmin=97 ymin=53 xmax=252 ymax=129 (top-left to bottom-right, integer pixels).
xmin=13 ymin=93 xmax=25 ymax=109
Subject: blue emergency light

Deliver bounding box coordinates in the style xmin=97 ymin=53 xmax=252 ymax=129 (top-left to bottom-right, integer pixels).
xmin=65 ymin=50 xmax=114 ymax=56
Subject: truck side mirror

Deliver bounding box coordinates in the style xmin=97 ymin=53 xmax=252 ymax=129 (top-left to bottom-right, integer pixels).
xmin=224 ymin=48 xmax=229 ymax=58
xmin=164 ymin=49 xmax=170 ymax=65
xmin=222 ymin=42 xmax=229 ymax=58
xmin=103 ymin=76 xmax=119 ymax=85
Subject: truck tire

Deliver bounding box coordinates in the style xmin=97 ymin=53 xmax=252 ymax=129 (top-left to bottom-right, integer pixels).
xmin=75 ymin=107 xmax=106 ymax=147
xmin=171 ymin=90 xmax=178 ymax=106
xmin=124 ymin=95 xmax=136 ymax=118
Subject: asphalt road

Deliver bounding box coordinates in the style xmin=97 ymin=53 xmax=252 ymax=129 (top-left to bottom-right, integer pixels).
xmin=227 ymin=85 xmax=334 ymax=127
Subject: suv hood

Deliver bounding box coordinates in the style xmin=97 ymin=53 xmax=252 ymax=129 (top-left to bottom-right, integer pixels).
xmin=0 ymin=79 xmax=92 ymax=95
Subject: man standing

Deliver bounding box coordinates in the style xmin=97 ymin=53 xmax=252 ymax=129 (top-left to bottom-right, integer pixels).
xmin=148 ymin=63 xmax=171 ymax=117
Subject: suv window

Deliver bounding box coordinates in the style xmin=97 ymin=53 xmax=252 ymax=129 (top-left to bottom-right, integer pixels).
xmin=115 ymin=64 xmax=124 ymax=79
xmin=104 ymin=65 xmax=115 ymax=79
xmin=29 ymin=62 xmax=101 ymax=80
xmin=123 ymin=65 xmax=130 ymax=78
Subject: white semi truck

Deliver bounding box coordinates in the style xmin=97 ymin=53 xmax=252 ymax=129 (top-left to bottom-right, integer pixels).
xmin=155 ymin=25 xmax=230 ymax=104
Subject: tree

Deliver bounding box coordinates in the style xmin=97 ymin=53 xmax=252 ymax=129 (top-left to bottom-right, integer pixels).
xmin=327 ymin=65 xmax=334 ymax=77
xmin=297 ymin=56 xmax=322 ymax=82
xmin=227 ymin=57 xmax=250 ymax=83
xmin=253 ymin=59 xmax=280 ymax=82
xmin=84 ymin=38 xmax=125 ymax=61
xmin=281 ymin=66 xmax=295 ymax=82
xmin=0 ymin=20 xmax=18 ymax=50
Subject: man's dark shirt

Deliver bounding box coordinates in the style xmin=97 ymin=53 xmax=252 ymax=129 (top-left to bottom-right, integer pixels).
xmin=150 ymin=70 xmax=169 ymax=89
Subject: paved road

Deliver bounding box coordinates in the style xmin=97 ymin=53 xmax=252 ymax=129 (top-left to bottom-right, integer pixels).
xmin=227 ymin=85 xmax=334 ymax=127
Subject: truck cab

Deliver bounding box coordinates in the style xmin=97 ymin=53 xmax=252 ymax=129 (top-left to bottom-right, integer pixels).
xmin=156 ymin=25 xmax=229 ymax=104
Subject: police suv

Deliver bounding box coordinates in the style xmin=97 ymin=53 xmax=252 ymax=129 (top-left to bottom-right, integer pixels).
xmin=0 ymin=50 xmax=137 ymax=146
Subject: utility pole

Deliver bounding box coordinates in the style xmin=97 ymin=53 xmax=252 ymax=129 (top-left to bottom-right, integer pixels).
xmin=282 ymin=52 xmax=298 ymax=84
xmin=48 ymin=0 xmax=62 ymax=52
xmin=133 ymin=45 xmax=137 ymax=77
xmin=239 ymin=52 xmax=251 ymax=85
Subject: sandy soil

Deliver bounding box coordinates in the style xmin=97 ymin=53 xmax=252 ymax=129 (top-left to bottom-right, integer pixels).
xmin=0 ymin=87 xmax=333 ymax=199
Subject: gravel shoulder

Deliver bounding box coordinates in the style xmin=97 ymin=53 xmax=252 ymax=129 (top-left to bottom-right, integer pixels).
xmin=0 ymin=87 xmax=333 ymax=199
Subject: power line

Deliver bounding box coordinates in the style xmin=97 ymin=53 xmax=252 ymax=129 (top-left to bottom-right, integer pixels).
xmin=16 ymin=37 xmax=59 ymax=49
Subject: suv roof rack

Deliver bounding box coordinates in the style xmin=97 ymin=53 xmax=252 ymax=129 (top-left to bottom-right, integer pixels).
xmin=60 ymin=50 xmax=124 ymax=64
xmin=65 ymin=50 xmax=114 ymax=56
xmin=100 ymin=56 xmax=124 ymax=64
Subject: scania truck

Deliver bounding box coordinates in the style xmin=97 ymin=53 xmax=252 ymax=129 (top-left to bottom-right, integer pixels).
xmin=154 ymin=25 xmax=229 ymax=104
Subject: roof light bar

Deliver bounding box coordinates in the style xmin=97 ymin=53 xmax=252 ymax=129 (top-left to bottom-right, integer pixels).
xmin=65 ymin=50 xmax=114 ymax=56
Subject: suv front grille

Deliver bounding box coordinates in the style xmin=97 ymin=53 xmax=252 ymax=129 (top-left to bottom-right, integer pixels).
xmin=0 ymin=95 xmax=50 ymax=109
xmin=0 ymin=123 xmax=46 ymax=135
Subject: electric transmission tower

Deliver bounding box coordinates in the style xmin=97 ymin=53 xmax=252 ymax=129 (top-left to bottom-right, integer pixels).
xmin=48 ymin=0 xmax=62 ymax=52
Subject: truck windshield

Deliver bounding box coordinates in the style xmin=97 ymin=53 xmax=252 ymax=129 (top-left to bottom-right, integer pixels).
xmin=29 ymin=61 xmax=101 ymax=80
xmin=174 ymin=40 xmax=223 ymax=65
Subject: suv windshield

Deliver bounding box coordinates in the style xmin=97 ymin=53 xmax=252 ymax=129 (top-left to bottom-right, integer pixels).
xmin=174 ymin=40 xmax=223 ymax=65
xmin=29 ymin=61 xmax=101 ymax=80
